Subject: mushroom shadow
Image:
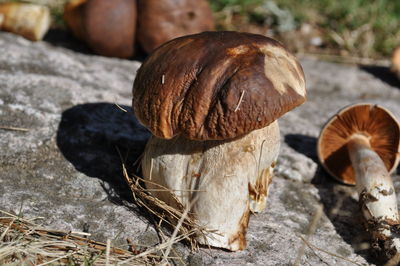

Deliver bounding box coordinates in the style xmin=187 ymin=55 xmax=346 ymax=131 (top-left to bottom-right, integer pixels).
xmin=56 ymin=102 xmax=206 ymax=256
xmin=284 ymin=134 xmax=319 ymax=164
xmin=284 ymin=133 xmax=379 ymax=263
xmin=360 ymin=65 xmax=400 ymax=89
xmin=56 ymin=102 xmax=150 ymax=203
xmin=44 ymin=29 xmax=148 ymax=62
xmin=44 ymin=29 xmax=93 ymax=55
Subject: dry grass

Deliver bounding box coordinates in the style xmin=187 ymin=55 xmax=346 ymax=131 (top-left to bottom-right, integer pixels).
xmin=0 ymin=209 xmax=155 ymax=265
xmin=0 ymin=125 xmax=29 ymax=132
xmin=0 ymin=192 xmax=199 ymax=265
xmin=121 ymin=162 xmax=211 ymax=252
xmin=0 ymin=160 xmax=210 ymax=265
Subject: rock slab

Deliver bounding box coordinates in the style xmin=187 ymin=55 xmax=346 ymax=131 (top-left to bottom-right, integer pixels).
xmin=1 ymin=31 xmax=400 ymax=265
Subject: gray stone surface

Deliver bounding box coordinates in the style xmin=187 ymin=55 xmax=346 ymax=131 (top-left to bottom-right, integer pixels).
xmin=1 ymin=31 xmax=400 ymax=265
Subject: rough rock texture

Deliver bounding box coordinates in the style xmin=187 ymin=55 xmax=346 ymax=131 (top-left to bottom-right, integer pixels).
xmin=1 ymin=31 xmax=400 ymax=265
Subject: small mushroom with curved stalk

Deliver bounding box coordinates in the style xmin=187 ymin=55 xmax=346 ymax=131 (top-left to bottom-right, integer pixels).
xmin=137 ymin=0 xmax=214 ymax=53
xmin=132 ymin=31 xmax=306 ymax=251
xmin=63 ymin=0 xmax=137 ymax=58
xmin=318 ymin=103 xmax=400 ymax=258
xmin=0 ymin=2 xmax=50 ymax=41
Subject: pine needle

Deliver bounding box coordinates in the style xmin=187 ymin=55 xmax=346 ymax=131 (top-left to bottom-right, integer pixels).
xmin=0 ymin=125 xmax=29 ymax=132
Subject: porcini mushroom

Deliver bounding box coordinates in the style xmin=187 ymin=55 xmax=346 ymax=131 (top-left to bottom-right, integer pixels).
xmin=0 ymin=2 xmax=50 ymax=41
xmin=318 ymin=103 xmax=400 ymax=258
xmin=63 ymin=0 xmax=137 ymax=58
xmin=137 ymin=0 xmax=214 ymax=53
xmin=132 ymin=31 xmax=306 ymax=250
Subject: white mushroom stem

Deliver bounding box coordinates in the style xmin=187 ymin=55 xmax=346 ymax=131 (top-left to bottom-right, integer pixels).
xmin=347 ymin=133 xmax=400 ymax=255
xmin=142 ymin=121 xmax=280 ymax=251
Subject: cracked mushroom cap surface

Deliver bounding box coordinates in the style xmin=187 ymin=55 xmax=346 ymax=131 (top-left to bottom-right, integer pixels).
xmin=318 ymin=103 xmax=400 ymax=185
xmin=132 ymin=31 xmax=306 ymax=140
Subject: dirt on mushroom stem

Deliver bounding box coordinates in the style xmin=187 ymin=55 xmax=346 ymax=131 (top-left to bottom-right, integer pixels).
xmin=347 ymin=134 xmax=400 ymax=260
xmin=132 ymin=31 xmax=306 ymax=251
xmin=140 ymin=122 xmax=280 ymax=251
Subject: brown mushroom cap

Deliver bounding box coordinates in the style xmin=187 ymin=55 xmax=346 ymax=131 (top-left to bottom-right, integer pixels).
xmin=64 ymin=0 xmax=137 ymax=58
xmin=83 ymin=0 xmax=137 ymax=58
xmin=133 ymin=31 xmax=306 ymax=141
xmin=317 ymin=103 xmax=400 ymax=185
xmin=137 ymin=0 xmax=214 ymax=53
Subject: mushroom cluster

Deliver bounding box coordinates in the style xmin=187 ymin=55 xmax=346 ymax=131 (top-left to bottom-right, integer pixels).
xmin=63 ymin=0 xmax=214 ymax=58
xmin=132 ymin=31 xmax=306 ymax=250
xmin=318 ymin=103 xmax=400 ymax=258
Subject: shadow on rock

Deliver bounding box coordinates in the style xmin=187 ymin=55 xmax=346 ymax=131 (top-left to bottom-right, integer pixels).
xmin=44 ymin=29 xmax=148 ymax=62
xmin=44 ymin=29 xmax=93 ymax=55
xmin=284 ymin=134 xmax=319 ymax=164
xmin=284 ymin=133 xmax=377 ymax=263
xmin=56 ymin=102 xmax=150 ymax=203
xmin=361 ymin=65 xmax=400 ymax=89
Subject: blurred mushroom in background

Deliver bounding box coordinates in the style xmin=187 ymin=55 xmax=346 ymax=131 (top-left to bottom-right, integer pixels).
xmin=318 ymin=103 xmax=400 ymax=261
xmin=63 ymin=0 xmax=137 ymax=58
xmin=391 ymin=46 xmax=400 ymax=79
xmin=63 ymin=0 xmax=214 ymax=57
xmin=137 ymin=0 xmax=215 ymax=53
xmin=132 ymin=31 xmax=306 ymax=250
xmin=63 ymin=0 xmax=86 ymax=41
xmin=0 ymin=2 xmax=50 ymax=41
